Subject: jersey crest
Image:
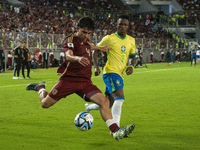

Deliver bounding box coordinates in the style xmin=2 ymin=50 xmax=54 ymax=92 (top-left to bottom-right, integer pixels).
xmin=121 ymin=46 xmax=126 ymax=52
xmin=52 ymin=89 xmax=58 ymax=95
xmin=68 ymin=43 xmax=74 ymax=48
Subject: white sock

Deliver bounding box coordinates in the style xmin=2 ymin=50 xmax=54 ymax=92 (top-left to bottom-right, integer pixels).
xmin=87 ymin=103 xmax=100 ymax=111
xmin=38 ymin=88 xmax=46 ymax=95
xmin=106 ymin=119 xmax=116 ymax=128
xmin=112 ymin=99 xmax=124 ymax=127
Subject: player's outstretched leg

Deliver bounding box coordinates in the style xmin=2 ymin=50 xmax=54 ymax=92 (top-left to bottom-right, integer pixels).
xmin=26 ymin=81 xmax=57 ymax=108
xmin=112 ymin=124 xmax=135 ymax=141
xmin=26 ymin=81 xmax=46 ymax=91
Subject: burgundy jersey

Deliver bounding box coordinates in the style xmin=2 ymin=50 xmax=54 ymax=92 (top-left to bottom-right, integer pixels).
xmin=57 ymin=33 xmax=92 ymax=80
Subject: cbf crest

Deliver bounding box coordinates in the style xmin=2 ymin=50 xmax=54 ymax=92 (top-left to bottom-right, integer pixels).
xmin=116 ymin=80 xmax=121 ymax=87
xmin=121 ymin=46 xmax=126 ymax=52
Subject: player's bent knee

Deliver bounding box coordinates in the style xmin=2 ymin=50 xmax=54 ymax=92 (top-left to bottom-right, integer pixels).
xmin=41 ymin=95 xmax=57 ymax=108
xmin=41 ymin=104 xmax=50 ymax=108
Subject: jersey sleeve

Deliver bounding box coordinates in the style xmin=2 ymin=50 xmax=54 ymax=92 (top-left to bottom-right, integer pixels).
xmin=97 ymin=35 xmax=110 ymax=47
xmin=63 ymin=36 xmax=75 ymax=53
xmin=130 ymin=38 xmax=136 ymax=56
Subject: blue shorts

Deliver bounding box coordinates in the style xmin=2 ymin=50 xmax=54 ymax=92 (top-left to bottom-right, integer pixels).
xmin=103 ymin=73 xmax=124 ymax=95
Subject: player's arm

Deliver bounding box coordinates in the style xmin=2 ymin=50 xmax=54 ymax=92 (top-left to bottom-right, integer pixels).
xmin=22 ymin=53 xmax=25 ymax=60
xmin=10 ymin=50 xmax=14 ymax=56
xmin=89 ymin=42 xmax=110 ymax=52
xmin=65 ymin=49 xmax=90 ymax=67
xmin=126 ymin=54 xmax=136 ymax=75
xmin=92 ymin=50 xmax=101 ymax=76
xmin=28 ymin=52 xmax=31 ymax=61
xmin=126 ymin=39 xmax=136 ymax=75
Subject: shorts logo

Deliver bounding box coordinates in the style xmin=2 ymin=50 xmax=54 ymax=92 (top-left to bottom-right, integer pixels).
xmin=52 ymin=89 xmax=58 ymax=95
xmin=116 ymin=80 xmax=121 ymax=87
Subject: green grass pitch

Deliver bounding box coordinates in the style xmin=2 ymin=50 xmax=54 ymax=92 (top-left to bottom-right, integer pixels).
xmin=0 ymin=62 xmax=200 ymax=150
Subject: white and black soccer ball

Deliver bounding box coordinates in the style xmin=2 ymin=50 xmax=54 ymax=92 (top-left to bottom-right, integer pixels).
xmin=74 ymin=112 xmax=94 ymax=131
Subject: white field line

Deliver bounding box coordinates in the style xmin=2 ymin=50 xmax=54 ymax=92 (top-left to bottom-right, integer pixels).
xmin=0 ymin=71 xmax=34 ymax=75
xmin=133 ymin=67 xmax=188 ymax=74
xmin=0 ymin=73 xmax=13 ymax=75
xmin=0 ymin=80 xmax=57 ymax=88
xmin=0 ymin=67 xmax=189 ymax=88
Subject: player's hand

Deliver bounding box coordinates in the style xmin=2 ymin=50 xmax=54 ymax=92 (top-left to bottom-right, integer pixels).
xmin=126 ymin=66 xmax=133 ymax=75
xmin=100 ymin=45 xmax=110 ymax=52
xmin=94 ymin=67 xmax=101 ymax=76
xmin=78 ymin=57 xmax=90 ymax=66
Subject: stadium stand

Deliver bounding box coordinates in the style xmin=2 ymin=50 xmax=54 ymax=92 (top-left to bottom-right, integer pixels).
xmin=0 ymin=0 xmax=199 ymax=72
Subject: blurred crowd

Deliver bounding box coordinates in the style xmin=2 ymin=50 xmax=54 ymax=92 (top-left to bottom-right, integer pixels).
xmin=0 ymin=0 xmax=124 ymax=35
xmin=0 ymin=0 xmax=199 ymax=36
xmin=0 ymin=0 xmax=200 ymax=72
xmin=177 ymin=0 xmax=200 ymax=11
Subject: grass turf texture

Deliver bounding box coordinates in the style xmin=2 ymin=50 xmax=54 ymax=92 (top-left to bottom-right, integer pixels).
xmin=0 ymin=62 xmax=200 ymax=150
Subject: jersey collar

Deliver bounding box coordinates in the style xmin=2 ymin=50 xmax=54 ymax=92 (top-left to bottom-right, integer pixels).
xmin=115 ymin=32 xmax=127 ymax=40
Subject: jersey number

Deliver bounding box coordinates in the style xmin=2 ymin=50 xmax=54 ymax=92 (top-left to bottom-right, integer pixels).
xmin=86 ymin=48 xmax=90 ymax=57
xmin=121 ymin=55 xmax=125 ymax=62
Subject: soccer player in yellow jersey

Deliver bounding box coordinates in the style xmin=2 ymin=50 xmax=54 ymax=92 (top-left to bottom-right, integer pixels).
xmin=85 ymin=15 xmax=136 ymax=134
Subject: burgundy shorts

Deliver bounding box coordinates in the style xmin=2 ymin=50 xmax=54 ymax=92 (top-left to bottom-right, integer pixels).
xmin=48 ymin=76 xmax=102 ymax=101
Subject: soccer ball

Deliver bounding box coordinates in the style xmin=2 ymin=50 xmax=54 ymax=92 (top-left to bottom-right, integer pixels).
xmin=74 ymin=112 xmax=94 ymax=131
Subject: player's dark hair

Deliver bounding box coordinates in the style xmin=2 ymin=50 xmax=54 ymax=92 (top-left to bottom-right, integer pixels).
xmin=77 ymin=17 xmax=94 ymax=31
xmin=118 ymin=15 xmax=129 ymax=21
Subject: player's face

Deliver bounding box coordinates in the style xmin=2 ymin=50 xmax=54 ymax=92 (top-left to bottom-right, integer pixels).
xmin=23 ymin=43 xmax=26 ymax=47
xmin=117 ymin=18 xmax=129 ymax=35
xmin=77 ymin=27 xmax=93 ymax=42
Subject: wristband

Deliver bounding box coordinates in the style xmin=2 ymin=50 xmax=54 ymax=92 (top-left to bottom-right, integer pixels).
xmin=130 ymin=64 xmax=134 ymax=69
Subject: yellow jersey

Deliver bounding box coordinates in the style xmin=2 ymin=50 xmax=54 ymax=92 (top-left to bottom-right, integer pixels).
xmin=97 ymin=32 xmax=136 ymax=79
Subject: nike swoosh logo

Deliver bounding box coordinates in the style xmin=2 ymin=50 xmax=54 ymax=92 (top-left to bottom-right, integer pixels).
xmin=113 ymin=42 xmax=117 ymax=44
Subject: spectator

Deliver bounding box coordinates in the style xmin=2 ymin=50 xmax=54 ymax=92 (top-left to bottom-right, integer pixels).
xmin=191 ymin=45 xmax=197 ymax=66
xmin=13 ymin=42 xmax=23 ymax=79
xmin=150 ymin=50 xmax=153 ymax=63
xmin=38 ymin=50 xmax=43 ymax=68
xmin=0 ymin=46 xmax=4 ymax=72
xmin=43 ymin=49 xmax=49 ymax=69
xmin=7 ymin=51 xmax=13 ymax=70
xmin=160 ymin=49 xmax=164 ymax=62
xmin=170 ymin=48 xmax=174 ymax=63
xmin=59 ymin=50 xmax=65 ymax=66
xmin=31 ymin=54 xmax=38 ymax=69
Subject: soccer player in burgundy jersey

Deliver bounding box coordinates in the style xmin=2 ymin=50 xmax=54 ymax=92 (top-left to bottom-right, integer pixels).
xmin=26 ymin=17 xmax=134 ymax=141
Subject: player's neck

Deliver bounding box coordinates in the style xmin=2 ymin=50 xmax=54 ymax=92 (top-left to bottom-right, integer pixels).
xmin=116 ymin=32 xmax=126 ymax=39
